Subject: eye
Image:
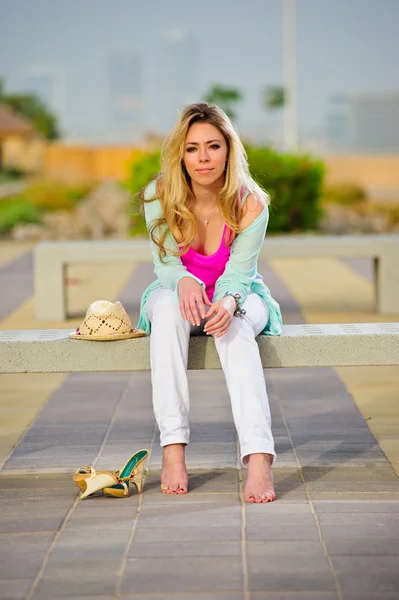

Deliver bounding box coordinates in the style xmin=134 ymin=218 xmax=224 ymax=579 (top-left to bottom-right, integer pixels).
xmin=186 ymin=147 xmax=196 ymax=153
xmin=210 ymin=144 xmax=221 ymax=150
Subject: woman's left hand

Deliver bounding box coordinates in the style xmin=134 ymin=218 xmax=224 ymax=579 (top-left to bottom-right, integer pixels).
xmin=204 ymin=296 xmax=236 ymax=338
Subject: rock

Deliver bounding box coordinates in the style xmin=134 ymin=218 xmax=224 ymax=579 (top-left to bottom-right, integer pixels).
xmin=319 ymin=204 xmax=394 ymax=234
xmin=8 ymin=180 xmax=132 ymax=240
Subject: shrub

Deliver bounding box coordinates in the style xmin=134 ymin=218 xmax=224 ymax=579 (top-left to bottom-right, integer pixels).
xmin=125 ymin=152 xmax=161 ymax=237
xmin=321 ymin=182 xmax=367 ymax=207
xmin=245 ymin=146 xmax=325 ymax=233
xmin=125 ymin=147 xmax=325 ymax=235
xmin=0 ymin=166 xmax=25 ymax=182
xmin=22 ymin=179 xmax=90 ymax=212
xmin=0 ymin=198 xmax=42 ymax=233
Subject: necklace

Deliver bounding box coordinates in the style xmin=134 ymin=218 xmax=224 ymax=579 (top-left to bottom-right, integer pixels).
xmin=202 ymin=204 xmax=219 ymax=226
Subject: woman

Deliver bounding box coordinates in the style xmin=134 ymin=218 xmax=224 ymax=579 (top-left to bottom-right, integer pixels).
xmin=137 ymin=102 xmax=283 ymax=503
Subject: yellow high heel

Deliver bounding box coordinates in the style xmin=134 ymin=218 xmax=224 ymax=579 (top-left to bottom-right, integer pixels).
xmin=103 ymin=449 xmax=149 ymax=498
xmin=73 ymin=466 xmax=119 ymax=500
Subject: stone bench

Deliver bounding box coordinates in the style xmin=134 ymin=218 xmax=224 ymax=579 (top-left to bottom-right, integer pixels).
xmin=34 ymin=234 xmax=399 ymax=320
xmin=1 ymin=323 xmax=398 ymax=374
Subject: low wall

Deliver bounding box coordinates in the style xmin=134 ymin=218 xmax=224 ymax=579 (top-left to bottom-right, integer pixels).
xmin=324 ymin=155 xmax=399 ymax=198
xmin=42 ymin=144 xmax=145 ymax=184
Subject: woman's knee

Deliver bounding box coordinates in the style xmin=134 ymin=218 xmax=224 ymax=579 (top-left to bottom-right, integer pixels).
xmin=148 ymin=289 xmax=185 ymax=325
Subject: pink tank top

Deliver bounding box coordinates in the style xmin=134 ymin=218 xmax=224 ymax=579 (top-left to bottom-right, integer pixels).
xmin=181 ymin=225 xmax=231 ymax=301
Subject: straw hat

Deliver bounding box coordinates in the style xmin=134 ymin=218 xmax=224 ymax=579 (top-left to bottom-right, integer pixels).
xmin=69 ymin=300 xmax=145 ymax=341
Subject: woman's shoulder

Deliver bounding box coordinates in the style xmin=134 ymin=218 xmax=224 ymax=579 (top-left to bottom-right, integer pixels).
xmin=239 ymin=191 xmax=268 ymax=231
xmin=143 ymin=179 xmax=158 ymax=201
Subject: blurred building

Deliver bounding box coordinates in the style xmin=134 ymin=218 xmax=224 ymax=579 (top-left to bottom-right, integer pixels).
xmin=17 ymin=65 xmax=67 ymax=119
xmin=107 ymin=52 xmax=143 ymax=143
xmin=350 ymin=91 xmax=399 ymax=152
xmin=153 ymin=30 xmax=201 ymax=133
xmin=323 ymin=91 xmax=399 ymax=153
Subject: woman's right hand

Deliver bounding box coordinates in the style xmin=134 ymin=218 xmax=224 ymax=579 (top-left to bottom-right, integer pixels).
xmin=178 ymin=277 xmax=211 ymax=326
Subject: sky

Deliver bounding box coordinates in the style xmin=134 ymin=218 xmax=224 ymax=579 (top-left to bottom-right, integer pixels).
xmin=0 ymin=0 xmax=398 ymax=147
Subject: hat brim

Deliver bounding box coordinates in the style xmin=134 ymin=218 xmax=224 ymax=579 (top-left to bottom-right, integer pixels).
xmin=69 ymin=329 xmax=146 ymax=341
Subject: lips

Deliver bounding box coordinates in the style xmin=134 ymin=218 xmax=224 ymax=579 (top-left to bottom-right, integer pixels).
xmin=196 ymin=168 xmax=214 ymax=173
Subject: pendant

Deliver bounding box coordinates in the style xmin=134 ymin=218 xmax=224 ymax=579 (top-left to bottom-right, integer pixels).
xmin=204 ymin=220 xmax=209 ymax=226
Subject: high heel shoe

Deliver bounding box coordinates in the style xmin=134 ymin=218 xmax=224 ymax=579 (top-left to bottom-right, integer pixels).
xmin=103 ymin=449 xmax=149 ymax=498
xmin=73 ymin=450 xmax=149 ymax=500
xmin=73 ymin=465 xmax=119 ymax=500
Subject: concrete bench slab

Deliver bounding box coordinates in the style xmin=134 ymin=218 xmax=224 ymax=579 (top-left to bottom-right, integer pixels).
xmin=34 ymin=235 xmax=399 ymax=320
xmin=1 ymin=323 xmax=398 ymax=374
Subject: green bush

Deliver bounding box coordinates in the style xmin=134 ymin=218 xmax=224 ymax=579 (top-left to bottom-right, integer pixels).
xmin=126 ymin=152 xmax=161 ymax=237
xmin=321 ymin=182 xmax=367 ymax=207
xmin=125 ymin=146 xmax=325 ymax=235
xmin=245 ymin=146 xmax=325 ymax=232
xmin=22 ymin=179 xmax=90 ymax=212
xmin=0 ymin=198 xmax=42 ymax=233
xmin=0 ymin=166 xmax=25 ymax=182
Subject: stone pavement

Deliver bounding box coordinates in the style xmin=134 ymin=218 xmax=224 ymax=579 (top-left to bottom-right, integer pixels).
xmin=0 ymin=243 xmax=398 ymax=600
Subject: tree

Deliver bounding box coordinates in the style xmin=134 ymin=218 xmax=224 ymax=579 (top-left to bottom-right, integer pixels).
xmin=203 ymin=84 xmax=243 ymax=121
xmin=263 ymin=85 xmax=286 ymax=111
xmin=0 ymin=77 xmax=60 ymax=140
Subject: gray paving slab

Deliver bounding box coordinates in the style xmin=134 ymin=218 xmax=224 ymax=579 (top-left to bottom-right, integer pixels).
xmin=0 ymin=250 xmax=33 ymax=320
xmin=31 ymin=565 xmax=119 ymax=597
xmin=121 ymin=556 xmax=243 ymax=594
xmin=121 ymin=594 xmax=245 ymax=600
xmin=247 ymin=549 xmax=336 ymax=592
xmin=332 ymin=556 xmax=399 ymax=594
xmin=342 ymin=257 xmax=373 ymax=282
xmin=314 ymin=500 xmax=399 ymax=513
xmin=0 ymin=578 xmax=33 ymax=600
xmin=0 ymin=532 xmax=54 ymax=578
xmin=250 ymin=594 xmax=338 ymax=600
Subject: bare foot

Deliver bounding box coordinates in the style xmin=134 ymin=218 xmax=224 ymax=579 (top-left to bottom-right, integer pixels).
xmin=243 ymin=453 xmax=276 ymax=503
xmin=161 ymin=443 xmax=188 ymax=495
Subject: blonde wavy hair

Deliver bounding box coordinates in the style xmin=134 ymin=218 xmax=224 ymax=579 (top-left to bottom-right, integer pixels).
xmin=141 ymin=102 xmax=269 ymax=261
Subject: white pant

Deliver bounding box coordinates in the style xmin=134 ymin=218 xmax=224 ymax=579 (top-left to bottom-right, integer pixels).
xmin=146 ymin=288 xmax=276 ymax=465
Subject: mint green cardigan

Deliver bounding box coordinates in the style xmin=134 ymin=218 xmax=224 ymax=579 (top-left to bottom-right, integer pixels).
xmin=137 ymin=180 xmax=283 ymax=336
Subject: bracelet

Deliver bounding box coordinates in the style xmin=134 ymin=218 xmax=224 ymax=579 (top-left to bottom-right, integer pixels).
xmin=225 ymin=293 xmax=246 ymax=318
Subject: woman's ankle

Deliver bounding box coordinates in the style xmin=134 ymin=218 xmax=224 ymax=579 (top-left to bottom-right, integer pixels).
xmin=247 ymin=453 xmax=274 ymax=468
xmin=162 ymin=443 xmax=186 ymax=463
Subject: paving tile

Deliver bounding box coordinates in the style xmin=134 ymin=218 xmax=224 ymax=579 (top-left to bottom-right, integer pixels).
xmin=71 ymin=500 xmax=140 ymax=518
xmin=248 ymin=550 xmax=336 ymax=591
xmin=340 ymin=594 xmax=399 ymax=600
xmin=0 ymin=512 xmax=68 ymax=534
xmin=32 ymin=596 xmax=115 ymax=600
xmin=326 ymin=538 xmax=399 ymax=556
xmin=47 ymin=534 xmax=128 ymax=564
xmin=310 ymin=492 xmax=399 ymax=502
xmin=250 ymin=592 xmax=338 ymax=599
xmin=128 ymin=540 xmax=242 ymax=558
xmin=319 ymin=512 xmax=399 ymax=548
xmin=136 ymin=503 xmax=241 ymax=528
xmin=0 ymin=251 xmax=33 ymax=320
xmin=0 ymin=532 xmax=54 ymax=578
xmin=63 ymin=516 xmax=135 ymax=534
xmin=302 ymin=466 xmax=399 ymax=484
xmin=332 ymin=556 xmax=399 ymax=594
xmin=245 ymin=502 xmax=312 ymax=515
xmin=32 ymin=565 xmax=118 ymax=596
xmin=314 ymin=500 xmax=399 ymax=513
xmin=140 ymin=493 xmax=240 ymax=508
xmin=246 ymin=512 xmax=320 ymax=541
xmin=134 ymin=524 xmax=242 ymax=543
xmin=121 ymin=556 xmax=243 ymax=593
xmin=122 ymin=595 xmax=245 ymax=600
xmin=0 ymin=578 xmax=33 ymax=600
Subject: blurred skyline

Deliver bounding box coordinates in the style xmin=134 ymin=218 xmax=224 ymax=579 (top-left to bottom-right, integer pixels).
xmin=1 ymin=0 xmax=398 ymax=150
